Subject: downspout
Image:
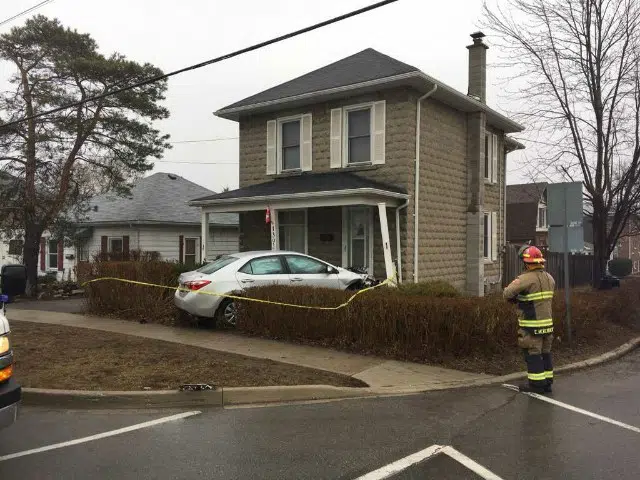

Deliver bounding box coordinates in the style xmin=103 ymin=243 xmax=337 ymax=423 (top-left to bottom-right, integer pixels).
xmin=414 ymin=84 xmax=438 ymax=283
xmin=395 ymin=199 xmax=409 ymax=283
xmin=498 ymin=148 xmax=505 ymax=288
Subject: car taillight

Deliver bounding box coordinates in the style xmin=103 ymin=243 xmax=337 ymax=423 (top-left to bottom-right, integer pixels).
xmin=184 ymin=279 xmax=211 ymax=291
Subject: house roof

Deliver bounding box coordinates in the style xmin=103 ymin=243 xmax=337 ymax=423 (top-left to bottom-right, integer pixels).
xmin=506 ymin=182 xmax=548 ymax=205
xmin=214 ymin=48 xmax=524 ymax=133
xmin=81 ymin=172 xmax=238 ymax=226
xmin=189 ymin=171 xmax=407 ymax=205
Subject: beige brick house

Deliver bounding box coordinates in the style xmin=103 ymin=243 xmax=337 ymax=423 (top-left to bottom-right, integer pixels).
xmin=190 ymin=32 xmax=525 ymax=295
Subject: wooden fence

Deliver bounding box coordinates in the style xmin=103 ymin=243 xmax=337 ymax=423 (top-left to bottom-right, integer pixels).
xmin=502 ymin=243 xmax=594 ymax=289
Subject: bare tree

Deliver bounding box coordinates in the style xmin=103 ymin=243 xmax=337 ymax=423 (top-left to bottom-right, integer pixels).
xmin=482 ymin=0 xmax=640 ymax=287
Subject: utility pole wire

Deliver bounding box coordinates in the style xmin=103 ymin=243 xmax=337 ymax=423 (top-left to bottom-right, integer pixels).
xmin=0 ymin=0 xmax=400 ymax=130
xmin=0 ymin=0 xmax=54 ymax=28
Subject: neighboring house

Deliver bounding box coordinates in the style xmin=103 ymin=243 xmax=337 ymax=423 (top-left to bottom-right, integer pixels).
xmin=612 ymin=216 xmax=640 ymax=274
xmin=74 ymin=172 xmax=239 ymax=266
xmin=506 ymin=182 xmax=549 ymax=248
xmin=189 ymin=32 xmax=525 ymax=296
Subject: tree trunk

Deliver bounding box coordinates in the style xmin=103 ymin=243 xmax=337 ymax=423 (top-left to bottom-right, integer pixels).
xmin=591 ymin=209 xmax=608 ymax=289
xmin=23 ymin=220 xmax=43 ymax=297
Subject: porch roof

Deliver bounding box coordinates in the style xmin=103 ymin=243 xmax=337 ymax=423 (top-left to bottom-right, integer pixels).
xmin=189 ymin=172 xmax=409 ymax=212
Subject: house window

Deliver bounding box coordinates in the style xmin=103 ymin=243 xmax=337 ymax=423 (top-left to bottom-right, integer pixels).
xmin=345 ymin=107 xmax=371 ymax=164
xmin=537 ymin=204 xmax=548 ymax=230
xmin=280 ymin=119 xmax=301 ymax=171
xmin=184 ymin=238 xmax=198 ymax=267
xmin=278 ymin=209 xmax=307 ymax=254
xmin=483 ymin=213 xmax=491 ymax=260
xmin=77 ymin=243 xmax=89 ymax=262
xmin=484 ymin=132 xmax=498 ymax=183
xmin=48 ymin=239 xmax=58 ymax=270
xmin=484 ymin=135 xmax=490 ymax=179
xmin=8 ymin=239 xmax=23 ymax=256
xmin=109 ymin=237 xmax=123 ymax=254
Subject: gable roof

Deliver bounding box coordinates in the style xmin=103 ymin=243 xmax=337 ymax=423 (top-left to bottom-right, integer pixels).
xmin=221 ymin=49 xmax=419 ymax=111
xmin=81 ymin=172 xmax=238 ymax=226
xmin=189 ymin=171 xmax=407 ymax=205
xmin=506 ymin=182 xmax=548 ymax=205
xmin=215 ymin=48 xmax=524 ymax=133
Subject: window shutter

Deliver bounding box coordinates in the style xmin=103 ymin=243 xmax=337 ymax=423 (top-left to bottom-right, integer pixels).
xmin=301 ymin=114 xmax=313 ymax=171
xmin=492 ymin=134 xmax=498 ymax=183
xmin=372 ymin=101 xmax=386 ymax=165
xmin=491 ymin=212 xmax=498 ymax=261
xmin=123 ymin=235 xmax=130 ymax=259
xmin=101 ymin=236 xmax=108 ymax=253
xmin=40 ymin=238 xmax=46 ymax=271
xmin=330 ymin=108 xmax=343 ymax=168
xmin=266 ymin=120 xmax=277 ymax=175
xmin=179 ymin=235 xmax=184 ymax=263
xmin=199 ymin=236 xmax=203 ymax=263
xmin=57 ymin=240 xmax=64 ymax=271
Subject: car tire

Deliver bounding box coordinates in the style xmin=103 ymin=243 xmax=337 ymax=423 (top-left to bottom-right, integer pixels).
xmin=215 ymin=298 xmax=237 ymax=328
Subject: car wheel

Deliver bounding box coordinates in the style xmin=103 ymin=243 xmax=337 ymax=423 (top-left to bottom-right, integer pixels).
xmin=215 ymin=298 xmax=237 ymax=328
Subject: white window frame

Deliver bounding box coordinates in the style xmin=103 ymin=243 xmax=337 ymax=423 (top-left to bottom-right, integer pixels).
xmin=183 ymin=237 xmax=200 ymax=266
xmin=108 ymin=236 xmax=123 ymax=253
xmin=341 ymin=206 xmax=375 ymax=274
xmin=276 ymin=115 xmax=303 ymax=174
xmin=483 ymin=213 xmax=491 ymax=261
xmin=342 ymin=102 xmax=374 ymax=167
xmin=47 ymin=238 xmax=59 ymax=271
xmin=483 ymin=212 xmax=498 ymax=263
xmin=278 ymin=208 xmax=308 ymax=254
xmin=536 ymin=203 xmax=548 ymax=231
xmin=484 ymin=132 xmax=498 ymax=184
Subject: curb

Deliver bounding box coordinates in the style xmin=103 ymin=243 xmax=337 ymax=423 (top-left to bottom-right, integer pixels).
xmin=22 ymin=336 xmax=640 ymax=408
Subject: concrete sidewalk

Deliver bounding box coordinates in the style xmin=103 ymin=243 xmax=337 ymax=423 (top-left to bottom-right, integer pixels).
xmin=7 ymin=308 xmax=493 ymax=391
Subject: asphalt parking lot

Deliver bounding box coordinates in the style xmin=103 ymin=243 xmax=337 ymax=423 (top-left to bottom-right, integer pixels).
xmin=0 ymin=348 xmax=639 ymax=479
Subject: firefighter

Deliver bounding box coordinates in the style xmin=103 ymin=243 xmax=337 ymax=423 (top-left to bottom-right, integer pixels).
xmin=503 ymin=244 xmax=555 ymax=394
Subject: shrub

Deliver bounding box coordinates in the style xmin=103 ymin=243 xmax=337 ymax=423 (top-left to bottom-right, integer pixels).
xmin=397 ymin=280 xmax=460 ymax=298
xmin=608 ymin=258 xmax=633 ymax=278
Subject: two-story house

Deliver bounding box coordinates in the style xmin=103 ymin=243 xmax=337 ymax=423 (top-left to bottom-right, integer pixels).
xmin=190 ymin=32 xmax=525 ymax=295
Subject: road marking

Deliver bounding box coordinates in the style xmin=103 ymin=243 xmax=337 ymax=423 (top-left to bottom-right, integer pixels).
xmin=502 ymin=384 xmax=640 ymax=434
xmin=0 ymin=410 xmax=201 ymax=462
xmin=354 ymin=444 xmax=504 ymax=480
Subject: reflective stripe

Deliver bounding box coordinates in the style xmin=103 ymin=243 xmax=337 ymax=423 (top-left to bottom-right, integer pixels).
xmin=517 ymin=291 xmax=554 ymax=302
xmin=528 ymin=372 xmax=547 ymax=381
xmin=519 ymin=318 xmax=554 ymax=328
xmin=544 ymin=371 xmax=554 ymax=379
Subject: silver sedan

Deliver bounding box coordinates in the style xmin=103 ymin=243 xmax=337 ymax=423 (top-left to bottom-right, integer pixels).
xmin=174 ymin=250 xmax=367 ymax=326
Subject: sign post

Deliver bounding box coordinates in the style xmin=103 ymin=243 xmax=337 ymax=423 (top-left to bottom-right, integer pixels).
xmin=547 ymin=182 xmax=584 ymax=348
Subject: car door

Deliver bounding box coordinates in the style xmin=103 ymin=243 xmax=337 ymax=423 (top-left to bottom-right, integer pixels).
xmin=235 ymin=255 xmax=289 ymax=289
xmin=284 ymin=254 xmax=341 ymax=289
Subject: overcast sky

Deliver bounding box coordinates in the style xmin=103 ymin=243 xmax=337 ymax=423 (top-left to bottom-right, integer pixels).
xmin=1 ymin=0 xmax=531 ymax=193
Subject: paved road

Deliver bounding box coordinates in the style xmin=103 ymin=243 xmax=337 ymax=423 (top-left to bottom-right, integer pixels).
xmin=1 ymin=349 xmax=639 ymax=479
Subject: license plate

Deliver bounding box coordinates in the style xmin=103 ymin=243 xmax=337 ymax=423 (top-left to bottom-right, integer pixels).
xmin=179 ymin=284 xmax=188 ymax=296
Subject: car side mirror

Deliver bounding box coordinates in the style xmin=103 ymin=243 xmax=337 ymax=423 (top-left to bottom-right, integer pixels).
xmin=1 ymin=264 xmax=27 ymax=298
xmin=327 ymin=266 xmax=338 ymax=274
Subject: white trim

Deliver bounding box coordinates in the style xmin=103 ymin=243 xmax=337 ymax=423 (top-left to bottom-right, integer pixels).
xmin=536 ymin=203 xmax=548 ymax=232
xmin=191 ymin=188 xmax=408 ymax=208
xmin=342 ymin=102 xmax=375 ymax=167
xmin=276 ymin=114 xmax=304 ymax=174
xmin=377 ymin=203 xmax=395 ymax=282
xmin=214 ymin=71 xmax=524 ymax=133
xmin=107 ymin=236 xmax=123 ymax=254
xmin=342 ymin=206 xmax=374 ymax=274
xmin=46 ymin=238 xmax=59 ymax=271
xmin=483 ymin=212 xmax=492 ymax=261
xmin=183 ymin=237 xmax=200 ymax=265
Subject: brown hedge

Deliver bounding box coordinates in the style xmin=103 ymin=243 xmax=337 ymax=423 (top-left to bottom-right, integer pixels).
xmin=236 ymin=279 xmax=640 ymax=364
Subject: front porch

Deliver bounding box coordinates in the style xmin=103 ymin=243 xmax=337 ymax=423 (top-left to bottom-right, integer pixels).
xmin=189 ymin=172 xmax=410 ymax=282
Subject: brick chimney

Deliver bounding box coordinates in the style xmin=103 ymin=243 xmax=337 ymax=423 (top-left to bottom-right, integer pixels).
xmin=467 ymin=31 xmax=488 ymax=103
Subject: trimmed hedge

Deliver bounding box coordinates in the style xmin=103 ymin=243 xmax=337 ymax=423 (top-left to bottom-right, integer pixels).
xmin=236 ymin=279 xmax=640 ymax=364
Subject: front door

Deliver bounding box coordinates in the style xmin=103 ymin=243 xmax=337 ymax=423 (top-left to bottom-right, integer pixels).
xmin=343 ymin=206 xmax=373 ymax=273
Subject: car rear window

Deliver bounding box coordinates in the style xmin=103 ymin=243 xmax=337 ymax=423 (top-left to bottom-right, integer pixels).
xmin=196 ymin=255 xmax=238 ymax=274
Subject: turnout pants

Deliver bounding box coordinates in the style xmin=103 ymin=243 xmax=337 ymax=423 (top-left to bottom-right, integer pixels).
xmin=517 ymin=328 xmax=553 ymax=389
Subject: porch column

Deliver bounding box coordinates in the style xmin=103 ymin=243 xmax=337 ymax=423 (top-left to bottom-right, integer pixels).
xmin=270 ymin=208 xmax=280 ymax=250
xmin=377 ymin=202 xmax=396 ymax=284
xmin=201 ymin=211 xmax=209 ymax=263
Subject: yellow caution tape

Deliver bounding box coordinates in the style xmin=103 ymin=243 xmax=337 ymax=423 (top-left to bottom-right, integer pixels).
xmin=81 ymin=275 xmax=396 ymax=311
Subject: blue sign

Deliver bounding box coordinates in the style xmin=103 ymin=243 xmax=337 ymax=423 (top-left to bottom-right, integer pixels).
xmin=0 ymin=294 xmax=8 ymax=303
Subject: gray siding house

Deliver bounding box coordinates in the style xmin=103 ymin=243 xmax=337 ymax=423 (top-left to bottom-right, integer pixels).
xmin=190 ymin=32 xmax=525 ymax=295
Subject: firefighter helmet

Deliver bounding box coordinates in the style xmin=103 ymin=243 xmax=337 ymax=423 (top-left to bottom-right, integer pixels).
xmin=518 ymin=244 xmax=545 ymax=264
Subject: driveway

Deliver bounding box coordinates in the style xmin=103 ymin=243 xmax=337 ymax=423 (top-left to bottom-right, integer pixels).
xmin=1 ymin=348 xmax=639 ymax=479
xmin=8 ymin=297 xmax=86 ymax=314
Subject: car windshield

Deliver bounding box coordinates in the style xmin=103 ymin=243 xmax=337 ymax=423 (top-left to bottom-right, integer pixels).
xmin=196 ymin=255 xmax=238 ymax=274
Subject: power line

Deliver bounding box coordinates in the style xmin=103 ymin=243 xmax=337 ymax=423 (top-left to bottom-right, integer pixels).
xmin=0 ymin=0 xmax=400 ymax=130
xmin=169 ymin=136 xmax=238 ymax=144
xmin=0 ymin=0 xmax=54 ymax=28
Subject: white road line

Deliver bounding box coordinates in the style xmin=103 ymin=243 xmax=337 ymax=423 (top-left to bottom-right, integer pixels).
xmin=502 ymin=384 xmax=640 ymax=434
xmin=354 ymin=444 xmax=504 ymax=480
xmin=440 ymin=446 xmax=505 ymax=480
xmin=354 ymin=444 xmax=444 ymax=479
xmin=0 ymin=410 xmax=201 ymax=462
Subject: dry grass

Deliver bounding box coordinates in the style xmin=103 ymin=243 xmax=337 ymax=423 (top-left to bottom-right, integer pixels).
xmin=9 ymin=321 xmax=367 ymax=390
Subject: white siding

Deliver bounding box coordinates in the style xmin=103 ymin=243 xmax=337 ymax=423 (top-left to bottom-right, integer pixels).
xmin=208 ymin=228 xmax=240 ymax=259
